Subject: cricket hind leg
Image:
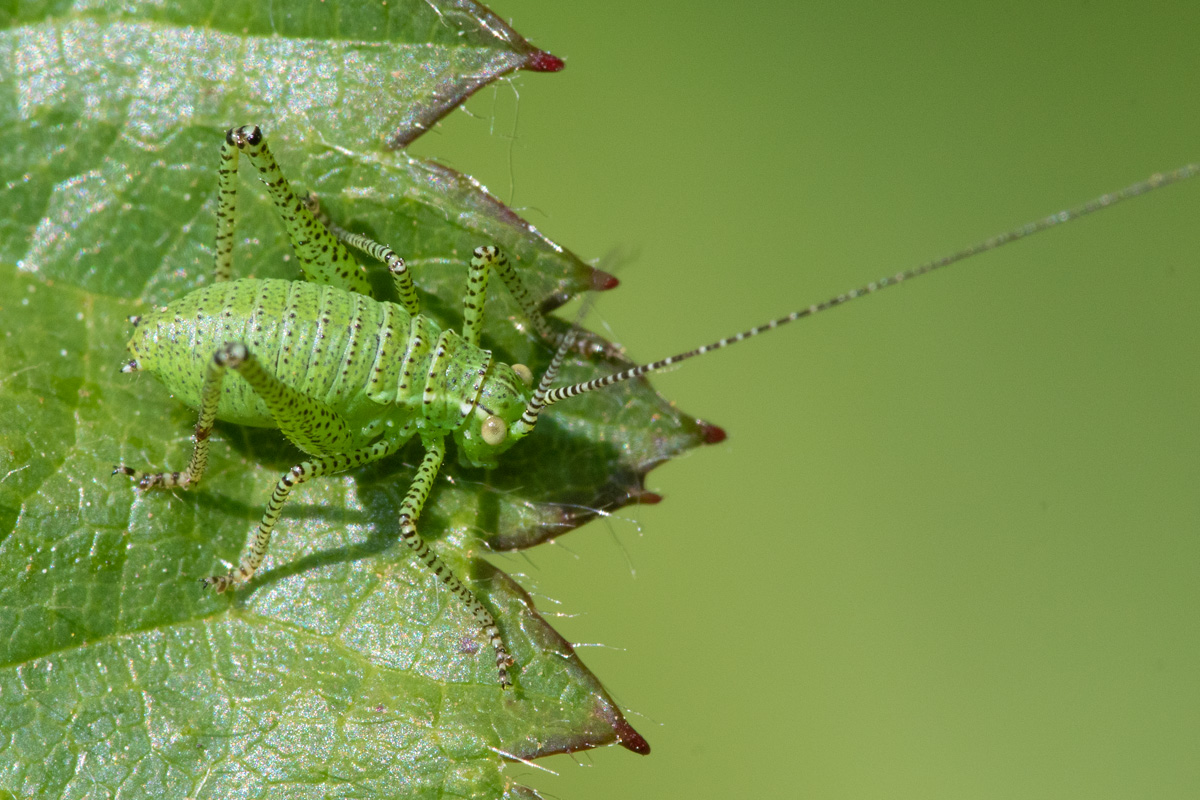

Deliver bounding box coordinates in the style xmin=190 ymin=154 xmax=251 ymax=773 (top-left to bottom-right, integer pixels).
xmin=225 ymin=126 xmax=576 ymax=349
xmin=399 ymin=435 xmax=515 ymax=688
xmin=209 ymin=342 xmax=359 ymax=456
xmin=202 ymin=431 xmax=410 ymax=592
xmin=118 ymin=339 xmax=396 ymax=582
xmin=178 ymin=342 xmax=414 ymax=590
xmin=222 ymin=125 xmax=372 ymax=295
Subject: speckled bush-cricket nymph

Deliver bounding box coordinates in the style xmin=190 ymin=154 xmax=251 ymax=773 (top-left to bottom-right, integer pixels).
xmin=115 ymin=125 xmax=1198 ymax=688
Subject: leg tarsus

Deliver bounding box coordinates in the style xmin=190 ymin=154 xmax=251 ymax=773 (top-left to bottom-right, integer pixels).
xmin=200 ymin=572 xmax=242 ymax=593
xmin=113 ymin=464 xmax=193 ymax=491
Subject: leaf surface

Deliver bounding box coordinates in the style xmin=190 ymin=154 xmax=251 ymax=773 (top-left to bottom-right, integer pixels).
xmin=0 ymin=2 xmax=712 ymax=797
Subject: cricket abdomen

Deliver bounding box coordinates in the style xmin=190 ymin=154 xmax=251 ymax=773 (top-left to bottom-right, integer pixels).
xmin=128 ymin=278 xmax=501 ymax=443
xmin=129 ymin=279 xmax=416 ymax=432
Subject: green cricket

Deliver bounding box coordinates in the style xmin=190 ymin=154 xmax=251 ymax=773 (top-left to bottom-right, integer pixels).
xmin=115 ymin=124 xmax=1198 ymax=688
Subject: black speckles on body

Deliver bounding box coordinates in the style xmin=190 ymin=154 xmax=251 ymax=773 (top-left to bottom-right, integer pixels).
xmin=119 ymin=125 xmax=533 ymax=688
xmin=129 ymin=277 xmax=494 ymax=437
xmin=422 ymin=329 xmax=491 ymax=430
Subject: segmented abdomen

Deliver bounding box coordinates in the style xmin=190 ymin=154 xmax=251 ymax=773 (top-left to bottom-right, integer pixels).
xmin=130 ymin=279 xmax=416 ymax=429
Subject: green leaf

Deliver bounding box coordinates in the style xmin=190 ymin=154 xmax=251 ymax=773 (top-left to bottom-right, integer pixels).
xmin=0 ymin=2 xmax=712 ymax=796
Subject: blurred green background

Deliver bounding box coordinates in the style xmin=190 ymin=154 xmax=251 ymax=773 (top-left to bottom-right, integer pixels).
xmin=411 ymin=2 xmax=1200 ymax=798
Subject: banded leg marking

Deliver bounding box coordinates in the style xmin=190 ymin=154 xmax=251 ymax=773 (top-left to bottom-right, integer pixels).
xmin=225 ymin=125 xmax=372 ymax=295
xmin=400 ymin=436 xmax=515 ymax=688
xmin=114 ymin=349 xmax=228 ymax=489
xmin=203 ymin=431 xmax=411 ymax=592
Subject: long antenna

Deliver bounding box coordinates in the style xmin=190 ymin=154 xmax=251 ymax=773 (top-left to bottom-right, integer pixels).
xmin=518 ymin=164 xmax=1199 ymax=425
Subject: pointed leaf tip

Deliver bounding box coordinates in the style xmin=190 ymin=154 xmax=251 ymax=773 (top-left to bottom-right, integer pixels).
xmin=591 ymin=268 xmax=620 ymax=290
xmin=699 ymin=421 xmax=727 ymax=444
xmin=527 ymin=50 xmax=565 ymax=72
xmin=614 ymin=717 xmax=652 ymax=755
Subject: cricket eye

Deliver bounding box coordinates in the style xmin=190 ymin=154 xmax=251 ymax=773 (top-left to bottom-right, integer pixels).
xmin=481 ymin=415 xmax=508 ymax=446
xmin=512 ymin=363 xmax=533 ymax=387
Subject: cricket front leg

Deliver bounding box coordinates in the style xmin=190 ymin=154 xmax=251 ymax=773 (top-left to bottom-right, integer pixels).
xmin=399 ymin=435 xmax=515 ymax=688
xmin=486 ymin=246 xmax=559 ymax=344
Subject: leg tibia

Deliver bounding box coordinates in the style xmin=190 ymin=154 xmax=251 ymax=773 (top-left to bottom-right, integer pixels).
xmin=401 ymin=520 xmax=515 ymax=687
xmin=225 ymin=126 xmax=372 ymax=295
xmin=203 ymin=432 xmax=410 ymax=591
xmin=398 ymin=436 xmax=515 ymax=688
xmin=461 ymin=246 xmax=495 ymax=347
xmin=213 ymin=136 xmax=238 ymax=283
xmin=485 ymin=246 xmax=556 ymax=343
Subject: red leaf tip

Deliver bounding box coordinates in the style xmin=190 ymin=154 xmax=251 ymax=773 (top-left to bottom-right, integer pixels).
xmin=636 ymin=492 xmax=664 ymax=505
xmin=591 ymin=268 xmax=620 ymax=291
xmin=614 ymin=717 xmax=651 ymax=755
xmin=698 ymin=421 xmax=727 ymax=444
xmin=527 ymin=50 xmax=565 ymax=73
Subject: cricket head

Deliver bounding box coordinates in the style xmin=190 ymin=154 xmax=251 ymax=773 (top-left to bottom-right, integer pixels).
xmin=454 ymin=361 xmax=536 ymax=468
